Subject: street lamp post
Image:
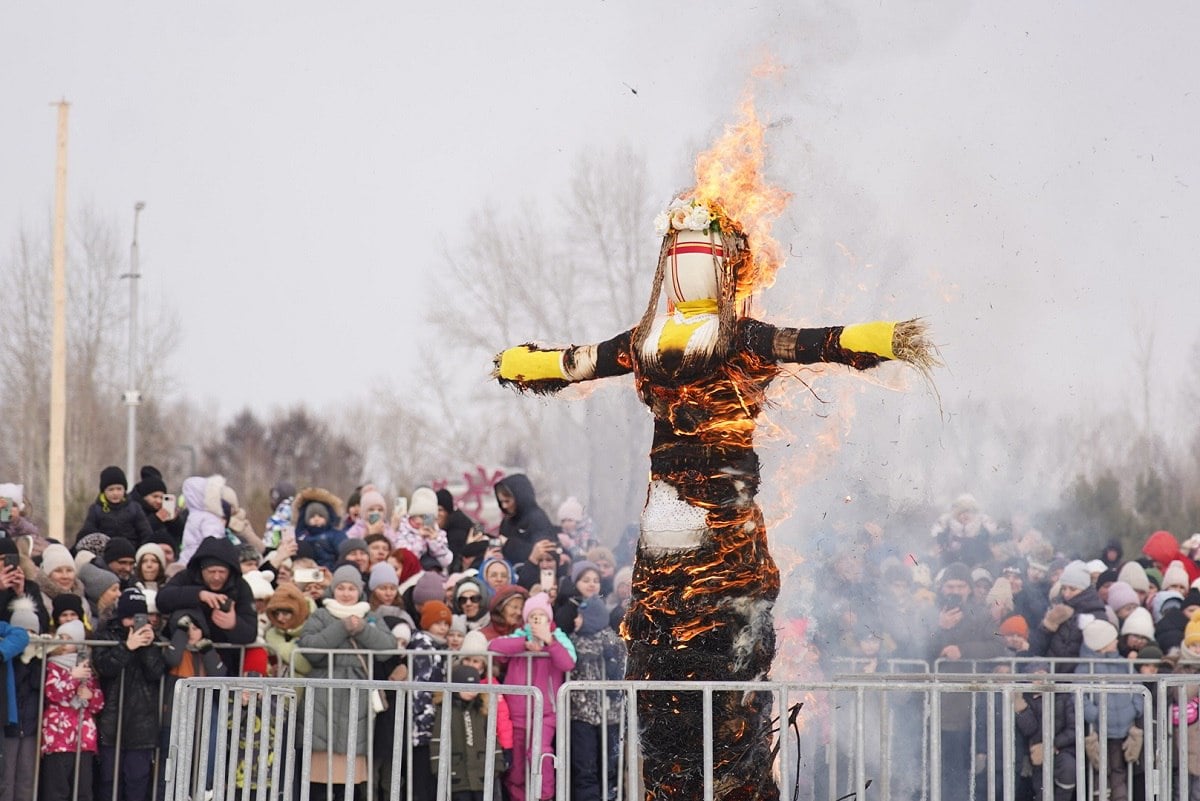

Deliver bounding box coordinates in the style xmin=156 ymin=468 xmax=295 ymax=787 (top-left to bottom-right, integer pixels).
xmin=124 ymin=202 xmax=145 ymax=483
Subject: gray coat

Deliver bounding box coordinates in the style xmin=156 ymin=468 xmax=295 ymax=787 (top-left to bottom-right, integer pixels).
xmin=298 ymin=608 xmax=394 ymax=754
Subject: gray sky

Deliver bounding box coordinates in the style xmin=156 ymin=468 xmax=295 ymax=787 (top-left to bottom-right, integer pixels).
xmin=4 ymin=2 xmax=1198 ymax=463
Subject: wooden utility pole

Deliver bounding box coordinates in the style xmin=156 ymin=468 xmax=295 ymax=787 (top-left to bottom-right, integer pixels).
xmin=48 ymin=100 xmax=69 ymax=542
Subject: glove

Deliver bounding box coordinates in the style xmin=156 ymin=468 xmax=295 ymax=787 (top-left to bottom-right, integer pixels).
xmin=1030 ymin=741 xmax=1046 ymax=767
xmin=1123 ymin=725 xmax=1143 ymax=764
xmin=502 ymin=748 xmax=513 ymax=772
xmin=1084 ymin=731 xmax=1101 ymax=766
xmin=1042 ymin=604 xmax=1074 ymax=632
xmin=195 ymin=638 xmax=213 ymax=653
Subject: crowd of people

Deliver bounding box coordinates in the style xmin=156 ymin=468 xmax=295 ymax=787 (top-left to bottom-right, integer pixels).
xmin=802 ymin=493 xmax=1200 ymax=801
xmin=5 ymin=470 xmax=1200 ymax=801
xmin=0 ymin=467 xmax=631 ymax=801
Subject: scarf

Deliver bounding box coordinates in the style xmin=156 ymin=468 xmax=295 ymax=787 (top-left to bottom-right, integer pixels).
xmin=49 ymin=620 xmax=85 ymax=670
xmin=321 ymin=598 xmax=370 ymax=620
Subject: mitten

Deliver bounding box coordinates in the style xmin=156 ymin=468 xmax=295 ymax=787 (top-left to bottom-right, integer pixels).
xmin=1123 ymin=725 xmax=1143 ymax=763
xmin=1030 ymin=742 xmax=1045 ymax=767
xmin=1042 ymin=604 xmax=1074 ymax=632
xmin=1084 ymin=731 xmax=1101 ymax=766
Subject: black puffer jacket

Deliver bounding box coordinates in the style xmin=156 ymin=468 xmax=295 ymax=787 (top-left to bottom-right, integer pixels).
xmin=75 ymin=495 xmax=152 ymax=547
xmin=1028 ymin=586 xmax=1108 ymax=672
xmin=91 ymin=617 xmax=167 ymax=749
xmin=496 ymin=474 xmax=555 ymax=566
xmin=156 ymin=537 xmax=257 ymax=645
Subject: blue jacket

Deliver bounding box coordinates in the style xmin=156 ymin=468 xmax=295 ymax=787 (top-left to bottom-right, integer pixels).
xmin=0 ymin=622 xmax=31 ymax=726
xmin=1082 ymin=648 xmax=1144 ymax=737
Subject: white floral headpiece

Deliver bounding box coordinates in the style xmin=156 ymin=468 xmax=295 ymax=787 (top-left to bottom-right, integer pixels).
xmin=654 ymin=197 xmax=715 ymax=237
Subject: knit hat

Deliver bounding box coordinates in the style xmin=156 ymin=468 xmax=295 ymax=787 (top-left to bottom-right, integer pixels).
xmin=1086 ymin=559 xmax=1108 ymax=575
xmin=455 ymin=577 xmax=485 ymax=601
xmin=134 ymin=474 xmax=167 ymax=497
xmin=1107 ymin=581 xmax=1139 ymax=612
xmin=359 ymin=489 xmax=387 ymax=514
xmin=1153 ymin=591 xmax=1183 ymax=623
xmin=74 ymin=533 xmax=111 ymax=557
xmin=1184 ymin=587 xmax=1200 ymax=611
xmin=409 ymin=487 xmax=438 ymax=518
xmin=116 ymin=587 xmax=148 ymax=619
xmin=586 ymin=546 xmax=614 ymax=567
xmin=1138 ymin=644 xmax=1164 ymax=662
xmin=971 ymin=568 xmax=993 ymax=586
xmin=571 ymin=560 xmax=600 ymax=584
xmin=577 ymin=599 xmax=609 ymax=635
xmin=8 ymin=598 xmax=40 ymax=634
xmin=135 ymin=542 xmax=166 ymax=570
xmin=412 ymin=571 xmax=446 ymax=609
xmin=460 ymin=629 xmax=489 ymax=656
xmin=985 ymin=577 xmax=1013 ymax=613
xmin=1118 ymin=561 xmax=1151 ymax=593
xmin=337 ymin=538 xmax=369 ymax=562
xmin=450 ymin=614 xmax=467 ymax=635
xmin=51 ymin=593 xmax=85 ymax=625
xmin=1121 ymin=607 xmax=1155 ymax=640
xmin=523 ymin=591 xmax=553 ymax=625
xmin=451 ymin=663 xmax=481 ymax=685
xmin=1096 ymin=569 xmax=1119 ymax=589
xmin=615 ymin=565 xmax=633 ymax=589
xmin=40 ymin=544 xmax=74 ymax=576
xmin=557 ymin=496 xmax=584 ymax=523
xmin=1164 ymin=560 xmax=1190 ymax=590
xmin=1184 ymin=612 xmax=1200 ymax=649
xmin=369 ymin=562 xmax=399 ymax=591
xmin=242 ymin=647 xmax=269 ymax=677
xmin=420 ymin=600 xmax=452 ymax=630
xmin=489 ymin=584 xmax=529 ymax=616
xmin=305 ymin=503 xmax=331 ymax=524
xmin=939 ymin=562 xmax=971 ymax=587
xmin=1058 ymin=561 xmax=1092 ymax=590
xmin=99 ymin=465 xmax=127 ymax=492
xmin=436 ymin=489 xmax=455 ymax=513
xmin=79 ymin=562 xmax=119 ymax=605
xmin=1082 ymin=620 xmax=1119 ymax=652
xmin=324 ymin=567 xmax=359 ymax=596
xmin=998 ymin=615 xmax=1029 ymax=637
xmin=243 ymin=570 xmax=276 ymax=600
xmin=104 ymin=537 xmax=136 ymax=564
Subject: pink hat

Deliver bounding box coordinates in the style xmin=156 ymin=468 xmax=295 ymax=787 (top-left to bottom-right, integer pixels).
xmin=359 ymin=490 xmax=387 ymax=513
xmin=523 ymin=591 xmax=553 ymax=625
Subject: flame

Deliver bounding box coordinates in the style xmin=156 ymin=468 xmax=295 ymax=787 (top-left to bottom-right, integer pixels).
xmin=692 ymin=94 xmax=792 ymax=302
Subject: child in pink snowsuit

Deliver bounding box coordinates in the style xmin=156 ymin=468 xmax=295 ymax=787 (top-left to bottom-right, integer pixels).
xmin=488 ymin=591 xmax=576 ymax=801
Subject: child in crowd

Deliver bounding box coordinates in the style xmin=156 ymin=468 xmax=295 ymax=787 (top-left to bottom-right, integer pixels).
xmin=291 ymin=489 xmax=347 ymax=571
xmin=394 ymin=488 xmax=453 ymax=572
xmin=406 ymin=599 xmax=453 ymax=801
xmin=458 ymin=630 xmax=513 ymax=768
xmin=92 ymin=588 xmax=165 ymax=801
xmin=42 ymin=620 xmax=104 ymax=801
xmin=4 ymin=600 xmax=40 ymax=801
xmin=564 ymin=561 xmax=624 ymax=801
xmin=448 ymin=615 xmax=467 ymax=651
xmin=133 ymin=543 xmax=167 ymax=592
xmin=1082 ymin=619 xmax=1143 ymax=801
xmin=489 ymin=592 xmax=576 ymax=801
xmin=1015 ymin=662 xmax=1078 ymax=801
xmin=431 ymin=664 xmax=506 ymax=800
xmin=264 ymin=583 xmax=313 ymax=677
xmin=365 ymin=533 xmax=392 ymax=566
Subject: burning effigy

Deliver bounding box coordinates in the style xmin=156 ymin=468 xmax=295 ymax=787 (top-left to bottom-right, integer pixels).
xmin=493 ymin=98 xmax=937 ymax=800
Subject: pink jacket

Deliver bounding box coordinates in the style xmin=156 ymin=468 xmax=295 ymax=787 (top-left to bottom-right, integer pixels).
xmin=479 ymin=675 xmax=515 ymax=749
xmin=489 ymin=627 xmax=576 ymax=725
xmin=42 ymin=662 xmax=104 ymax=754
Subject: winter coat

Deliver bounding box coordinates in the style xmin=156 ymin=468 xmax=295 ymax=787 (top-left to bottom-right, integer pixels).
xmin=75 ymin=494 xmax=152 ymax=547
xmin=391 ymin=519 xmax=452 ymax=571
xmin=451 ymin=576 xmax=491 ymax=631
xmin=42 ymin=660 xmax=104 ymax=754
xmin=1081 ymin=649 xmax=1143 ymax=738
xmin=296 ymin=607 xmax=393 ymax=753
xmin=489 ymin=624 xmax=576 ymax=724
xmin=406 ymin=630 xmax=448 ymax=746
xmin=263 ymin=586 xmax=314 ymax=677
xmin=291 ymin=488 xmax=346 ymax=570
xmin=178 ymin=476 xmax=230 ymax=566
xmin=1143 ymin=531 xmax=1200 ymax=584
xmin=1015 ymin=686 xmax=1076 ymax=753
xmin=442 ymin=507 xmax=478 ymax=560
xmin=495 ymin=475 xmax=556 ymax=567
xmin=35 ymin=573 xmax=90 ymax=633
xmin=479 ymin=584 xmax=528 ymax=641
xmin=568 ymin=626 xmax=624 ymax=726
xmin=129 ymin=488 xmax=183 ymax=548
xmin=431 ymin=695 xmax=505 ymax=794
xmin=156 ymin=537 xmax=257 ymax=645
xmin=91 ymin=617 xmax=167 ymax=749
xmin=1169 ymin=659 xmax=1200 ymax=774
xmin=10 ymin=655 xmax=41 ymax=738
xmin=1028 ymin=587 xmax=1108 ymax=671
xmin=0 ymin=622 xmax=29 ymax=729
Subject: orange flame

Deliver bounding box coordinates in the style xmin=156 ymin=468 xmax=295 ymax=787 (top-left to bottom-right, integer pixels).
xmin=692 ymin=94 xmax=792 ymax=302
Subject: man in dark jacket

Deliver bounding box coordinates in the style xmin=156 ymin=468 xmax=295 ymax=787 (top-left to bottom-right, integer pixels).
xmin=75 ymin=466 xmax=153 ymax=546
xmin=496 ymin=474 xmax=556 ymax=568
xmin=156 ymin=537 xmax=257 ymax=647
xmin=92 ymin=587 xmax=166 ymax=801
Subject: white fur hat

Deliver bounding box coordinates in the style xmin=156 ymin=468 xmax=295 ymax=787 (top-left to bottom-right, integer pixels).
xmin=243 ymin=570 xmax=276 ymax=600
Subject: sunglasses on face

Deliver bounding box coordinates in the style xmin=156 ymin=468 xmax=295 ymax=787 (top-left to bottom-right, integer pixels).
xmin=459 ymin=595 xmax=481 ymax=603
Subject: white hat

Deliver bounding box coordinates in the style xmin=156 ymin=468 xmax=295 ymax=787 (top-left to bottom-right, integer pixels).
xmin=1118 ymin=562 xmax=1150 ymax=593
xmin=1059 ymin=561 xmax=1091 ymax=591
xmin=1164 ymin=560 xmax=1190 ymax=590
xmin=1083 ymin=619 xmax=1119 ymax=652
xmin=409 ymin=487 xmax=438 ymax=518
xmin=243 ymin=570 xmax=276 ymax=600
xmin=1120 ymin=607 xmax=1155 ymax=640
xmin=1086 ymin=559 xmax=1108 ymax=575
xmin=40 ymin=544 xmax=74 ymax=575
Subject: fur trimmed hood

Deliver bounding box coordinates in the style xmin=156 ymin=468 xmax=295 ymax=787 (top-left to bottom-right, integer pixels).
xmin=290 ymin=487 xmax=344 ymax=528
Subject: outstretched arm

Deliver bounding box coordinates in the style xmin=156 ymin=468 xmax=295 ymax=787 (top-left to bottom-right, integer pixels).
xmin=742 ymin=318 xmax=937 ymax=372
xmin=494 ymin=330 xmax=634 ymax=394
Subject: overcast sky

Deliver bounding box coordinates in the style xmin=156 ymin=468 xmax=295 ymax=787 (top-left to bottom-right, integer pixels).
xmin=4 ymin=2 xmax=1198 ymax=455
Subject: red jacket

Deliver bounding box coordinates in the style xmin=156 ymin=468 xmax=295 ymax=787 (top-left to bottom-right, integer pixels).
xmin=42 ymin=661 xmax=104 ymax=754
xmin=1143 ymin=531 xmax=1200 ymax=584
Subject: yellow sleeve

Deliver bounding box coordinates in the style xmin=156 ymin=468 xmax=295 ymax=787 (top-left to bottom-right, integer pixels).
xmin=838 ymin=321 xmax=896 ymax=360
xmin=497 ymin=345 xmax=567 ymax=383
